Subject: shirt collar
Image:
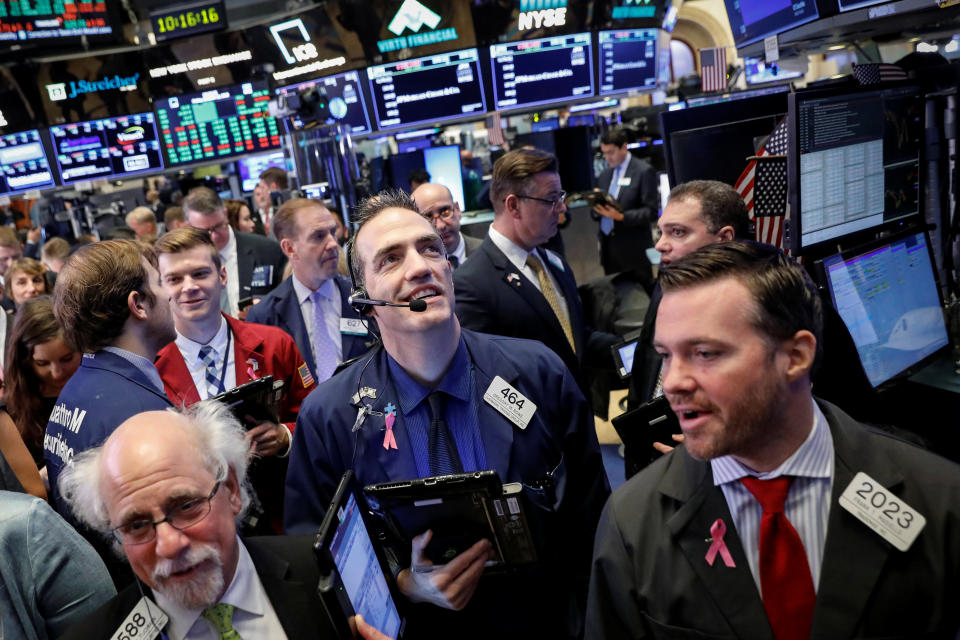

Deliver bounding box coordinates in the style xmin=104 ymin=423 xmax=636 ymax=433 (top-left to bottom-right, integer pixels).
xmin=711 ymin=398 xmax=834 ymax=485
xmin=387 ymin=336 xmax=471 ymax=415
xmin=100 ymin=346 xmax=166 ymax=393
xmin=614 ymin=153 xmax=631 ymax=174
xmin=450 ymin=232 xmax=467 ymax=263
xmin=292 ymin=274 xmax=335 ymax=305
xmin=220 ymin=227 xmax=237 ymax=260
xmin=488 ymin=226 xmax=535 ymax=274
xmin=175 ymin=315 xmax=228 ymax=360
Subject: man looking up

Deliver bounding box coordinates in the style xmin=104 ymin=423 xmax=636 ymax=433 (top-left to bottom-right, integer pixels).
xmin=57 ymin=402 xmax=392 ymax=640
xmin=412 ymin=182 xmax=482 ymax=269
xmin=153 ymin=227 xmax=314 ymax=532
xmin=587 ymin=241 xmax=960 ymax=639
xmin=285 ymin=190 xmax=609 ymax=639
xmin=247 ymin=198 xmax=374 ymax=382
xmin=183 ymin=187 xmax=286 ymax=317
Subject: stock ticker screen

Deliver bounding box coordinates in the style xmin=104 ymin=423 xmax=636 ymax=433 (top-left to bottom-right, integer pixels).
xmin=154 ymin=81 xmax=282 ymax=166
xmin=0 ymin=0 xmax=113 ymax=41
xmin=490 ymin=32 xmax=594 ymax=111
xmin=598 ymin=29 xmax=658 ymax=95
xmin=48 ymin=112 xmax=164 ymax=185
xmin=276 ymin=70 xmax=372 ymax=135
xmin=0 ymin=129 xmax=55 ymax=195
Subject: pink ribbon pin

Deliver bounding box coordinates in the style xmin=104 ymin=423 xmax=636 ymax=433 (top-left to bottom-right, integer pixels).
xmin=705 ymin=518 xmax=736 ymax=568
xmin=382 ymin=406 xmax=398 ymax=450
xmin=246 ymin=358 xmax=260 ymax=380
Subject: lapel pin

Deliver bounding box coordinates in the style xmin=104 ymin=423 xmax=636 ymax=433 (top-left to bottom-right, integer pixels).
xmin=705 ymin=518 xmax=736 ymax=568
xmin=382 ymin=402 xmax=398 ymax=450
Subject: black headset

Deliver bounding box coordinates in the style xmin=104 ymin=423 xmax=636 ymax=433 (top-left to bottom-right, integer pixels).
xmin=345 ymin=238 xmax=373 ymax=316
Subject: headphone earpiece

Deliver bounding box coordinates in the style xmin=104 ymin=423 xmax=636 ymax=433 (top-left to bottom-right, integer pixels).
xmin=345 ymin=238 xmax=373 ymax=315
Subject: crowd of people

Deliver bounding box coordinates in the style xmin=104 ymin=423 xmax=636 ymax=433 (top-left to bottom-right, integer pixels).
xmin=0 ymin=147 xmax=958 ymax=640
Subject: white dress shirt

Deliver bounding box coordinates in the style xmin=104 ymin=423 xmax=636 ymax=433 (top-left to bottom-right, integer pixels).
xmin=488 ymin=226 xmax=571 ymax=324
xmin=450 ymin=232 xmax=468 ymax=265
xmin=174 ymin=316 xmax=236 ymax=400
xmin=155 ymin=536 xmax=288 ymax=640
xmin=608 ymin=153 xmax=632 ymax=199
xmin=291 ymin=275 xmax=342 ymax=364
xmin=219 ymin=227 xmax=240 ymax=316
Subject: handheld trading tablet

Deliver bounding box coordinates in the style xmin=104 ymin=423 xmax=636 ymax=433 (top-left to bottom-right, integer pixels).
xmin=209 ymin=376 xmax=283 ymax=427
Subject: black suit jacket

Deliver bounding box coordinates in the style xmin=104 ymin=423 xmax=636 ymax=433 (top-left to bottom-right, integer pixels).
xmin=235 ymin=231 xmax=287 ymax=300
xmin=595 ymin=156 xmax=659 ymax=276
xmin=58 ymin=536 xmax=336 ymax=640
xmin=454 ymin=236 xmax=616 ymax=396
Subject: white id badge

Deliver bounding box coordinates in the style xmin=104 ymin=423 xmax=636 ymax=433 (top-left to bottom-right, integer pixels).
xmin=483 ymin=376 xmax=536 ymax=429
xmin=110 ymin=596 xmax=168 ymax=640
xmin=838 ymin=471 xmax=927 ymax=552
xmin=618 ymin=176 xmax=632 ymax=187
xmin=340 ymin=317 xmax=368 ymax=335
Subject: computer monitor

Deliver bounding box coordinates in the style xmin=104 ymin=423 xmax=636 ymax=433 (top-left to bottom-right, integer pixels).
xmin=0 ymin=129 xmax=56 ymax=195
xmin=723 ymin=0 xmax=819 ymax=47
xmin=598 ymin=29 xmax=659 ymax=96
xmin=423 ymin=145 xmax=465 ymax=210
xmin=275 ymin=70 xmax=373 ymax=136
xmin=787 ymin=84 xmax=923 ymax=252
xmin=237 ymin=151 xmax=287 ymax=193
xmin=818 ymin=228 xmax=949 ymax=387
xmin=49 ymin=113 xmax=165 ymax=185
xmin=489 ymin=32 xmax=594 ymax=112
xmin=745 ymin=58 xmax=804 ymax=85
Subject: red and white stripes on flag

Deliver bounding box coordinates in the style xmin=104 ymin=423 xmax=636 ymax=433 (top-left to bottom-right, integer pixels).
xmin=735 ymin=117 xmax=791 ymax=252
xmin=700 ymin=47 xmax=727 ymax=93
xmin=486 ymin=112 xmax=505 ymax=147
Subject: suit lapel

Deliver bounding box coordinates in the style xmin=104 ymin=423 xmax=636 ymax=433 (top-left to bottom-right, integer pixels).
xmin=154 ymin=346 xmax=200 ymax=407
xmin=228 ymin=315 xmax=265 ymax=383
xmin=277 ymin=280 xmax=316 ymax=377
xmin=236 ymin=235 xmax=255 ymax=297
xmin=245 ymin=540 xmax=315 ymax=640
xmin=663 ymin=453 xmax=773 ymax=639
xmin=539 ymin=248 xmax=584 ymax=354
xmin=364 ymin=354 xmax=419 ymax=482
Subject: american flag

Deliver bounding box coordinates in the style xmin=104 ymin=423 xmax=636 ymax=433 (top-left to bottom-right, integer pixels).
xmin=852 ymin=62 xmax=908 ymax=86
xmin=700 ymin=47 xmax=727 ymax=93
xmin=486 ymin=112 xmax=505 ymax=147
xmin=734 ymin=118 xmax=790 ymax=250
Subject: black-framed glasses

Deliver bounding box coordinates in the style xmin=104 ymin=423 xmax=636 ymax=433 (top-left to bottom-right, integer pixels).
xmin=111 ymin=480 xmax=222 ymax=545
xmin=516 ymin=191 xmax=567 ymax=208
xmin=423 ymin=205 xmax=458 ymax=222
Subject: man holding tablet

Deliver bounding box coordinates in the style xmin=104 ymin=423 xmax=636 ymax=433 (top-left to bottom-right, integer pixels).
xmin=285 ymin=190 xmax=610 ymax=640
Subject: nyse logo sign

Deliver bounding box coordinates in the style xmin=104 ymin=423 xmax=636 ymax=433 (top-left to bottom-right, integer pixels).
xmin=47 ymin=83 xmax=68 ymax=102
xmin=518 ymin=7 xmax=567 ymax=30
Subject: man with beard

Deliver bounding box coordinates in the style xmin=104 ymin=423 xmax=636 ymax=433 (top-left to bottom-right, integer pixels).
xmin=586 ymin=241 xmax=960 ymax=640
xmin=56 ymin=402 xmax=391 ymax=640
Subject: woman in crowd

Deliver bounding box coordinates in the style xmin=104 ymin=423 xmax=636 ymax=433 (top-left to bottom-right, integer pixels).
xmin=5 ymin=258 xmax=47 ymax=308
xmin=225 ymin=198 xmax=257 ymax=234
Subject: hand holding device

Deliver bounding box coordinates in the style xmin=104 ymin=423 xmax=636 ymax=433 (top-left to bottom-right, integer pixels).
xmin=397 ymin=530 xmax=492 ymax=611
xmin=245 ymin=420 xmax=289 ymax=457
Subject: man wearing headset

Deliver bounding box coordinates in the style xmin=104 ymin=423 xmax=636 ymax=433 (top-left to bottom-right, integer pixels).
xmin=284 ymin=190 xmax=610 ymax=640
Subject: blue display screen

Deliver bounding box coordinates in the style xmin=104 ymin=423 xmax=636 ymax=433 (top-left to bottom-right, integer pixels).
xmin=0 ymin=129 xmax=55 ymax=195
xmin=490 ymin=32 xmax=593 ymax=111
xmin=598 ymin=29 xmax=658 ymax=95
xmin=276 ymin=70 xmax=372 ymax=135
xmin=49 ymin=112 xmax=164 ymax=184
xmin=724 ymin=0 xmax=819 ymax=47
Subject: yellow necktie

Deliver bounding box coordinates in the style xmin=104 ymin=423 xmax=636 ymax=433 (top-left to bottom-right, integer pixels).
xmin=525 ymin=253 xmax=576 ymax=353
xmin=202 ymin=603 xmax=243 ymax=640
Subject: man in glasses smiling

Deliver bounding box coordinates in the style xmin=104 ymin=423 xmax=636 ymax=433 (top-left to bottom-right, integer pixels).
xmin=57 ymin=401 xmax=391 ymax=640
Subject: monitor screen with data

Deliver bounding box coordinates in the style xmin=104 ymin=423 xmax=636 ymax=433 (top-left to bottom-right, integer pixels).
xmin=275 ymin=70 xmax=372 ymax=135
xmin=723 ymin=0 xmax=819 ymax=47
xmin=598 ymin=29 xmax=658 ymax=95
xmin=49 ymin=112 xmax=164 ymax=185
xmin=490 ymin=32 xmax=594 ymax=111
xmin=0 ymin=129 xmax=56 ymax=195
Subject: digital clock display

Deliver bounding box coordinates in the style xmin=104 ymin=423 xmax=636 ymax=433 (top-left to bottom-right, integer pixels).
xmin=150 ymin=0 xmax=226 ymax=43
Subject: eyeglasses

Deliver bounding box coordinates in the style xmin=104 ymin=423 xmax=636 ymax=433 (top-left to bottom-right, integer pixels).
xmin=191 ymin=221 xmax=229 ymax=235
xmin=516 ymin=191 xmax=567 ymax=208
xmin=423 ymin=205 xmax=458 ymax=222
xmin=111 ymin=480 xmax=222 ymax=545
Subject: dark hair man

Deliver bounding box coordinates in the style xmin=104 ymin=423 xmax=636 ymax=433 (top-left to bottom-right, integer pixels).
xmin=587 ymin=241 xmax=960 ymax=639
xmin=453 ymin=148 xmax=618 ymax=399
xmin=252 ymin=167 xmax=288 ymax=235
xmin=412 ymin=183 xmax=482 ymax=269
xmin=182 ymin=187 xmax=286 ymax=317
xmin=285 ymin=189 xmax=609 ymax=639
xmin=247 ymin=198 xmax=375 ymax=383
xmin=57 ymin=402 xmax=391 ymax=640
xmin=594 ymin=127 xmax=659 ymax=290
xmin=153 ymin=227 xmax=315 ymax=532
xmin=408 ymin=168 xmax=431 ymax=191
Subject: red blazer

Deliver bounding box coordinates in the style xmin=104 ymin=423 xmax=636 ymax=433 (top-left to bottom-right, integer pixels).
xmin=155 ymin=313 xmax=315 ymax=430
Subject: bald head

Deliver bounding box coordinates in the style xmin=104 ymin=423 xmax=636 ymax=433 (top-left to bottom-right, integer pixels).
xmin=412 ymin=183 xmax=463 ymax=253
xmin=101 ymin=411 xmax=197 ymax=488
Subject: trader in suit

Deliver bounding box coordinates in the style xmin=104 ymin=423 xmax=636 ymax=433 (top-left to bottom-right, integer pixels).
xmin=246 ymin=198 xmax=375 ymax=382
xmin=56 ymin=402 xmax=391 ymax=640
xmin=453 ymin=148 xmax=617 ymax=398
xmin=593 ymin=127 xmax=660 ymax=290
xmin=183 ymin=187 xmax=286 ymax=317
xmin=412 ymin=182 xmax=482 ymax=268
xmin=152 ymin=227 xmax=314 ymax=532
xmin=587 ymin=241 xmax=960 ymax=640
xmin=285 ymin=190 xmax=610 ymax=640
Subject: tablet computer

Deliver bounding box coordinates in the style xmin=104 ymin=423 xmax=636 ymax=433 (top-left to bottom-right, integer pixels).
xmin=210 ymin=375 xmax=283 ymax=427
xmin=611 ymin=336 xmax=641 ymax=379
xmin=612 ymin=395 xmax=682 ymax=478
xmin=315 ymin=471 xmax=405 ymax=639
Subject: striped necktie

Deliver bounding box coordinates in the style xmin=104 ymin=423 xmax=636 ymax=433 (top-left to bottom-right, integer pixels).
xmin=198 ymin=345 xmax=222 ymax=399
xmin=525 ymin=253 xmax=576 ymax=353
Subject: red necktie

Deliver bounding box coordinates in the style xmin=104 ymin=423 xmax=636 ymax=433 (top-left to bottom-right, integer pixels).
xmin=740 ymin=476 xmax=816 ymax=640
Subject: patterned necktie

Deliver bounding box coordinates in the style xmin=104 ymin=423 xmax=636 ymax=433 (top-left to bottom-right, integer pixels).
xmin=426 ymin=392 xmax=463 ymax=476
xmin=201 ymin=603 xmax=243 ymax=640
xmin=525 ymin=253 xmax=576 ymax=353
xmin=740 ymin=476 xmax=816 ymax=640
xmin=310 ymin=289 xmax=339 ymax=382
xmin=198 ymin=345 xmax=222 ymax=399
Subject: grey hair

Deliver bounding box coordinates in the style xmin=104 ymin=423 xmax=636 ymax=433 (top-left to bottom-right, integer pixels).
xmin=58 ymin=400 xmax=254 ymax=541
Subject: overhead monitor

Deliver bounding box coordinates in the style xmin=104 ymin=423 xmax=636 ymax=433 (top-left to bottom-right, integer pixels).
xmin=598 ymin=29 xmax=659 ymax=95
xmin=0 ymin=1 xmax=114 ymax=43
xmin=745 ymin=58 xmax=804 ymax=85
xmin=819 ymin=229 xmax=949 ymax=387
xmin=837 ymin=0 xmax=894 ymax=11
xmin=0 ymin=129 xmax=56 ymax=195
xmin=49 ymin=112 xmax=164 ymax=185
xmin=149 ymin=0 xmax=227 ymax=43
xmin=237 ymin=151 xmax=286 ymax=193
xmin=366 ymin=48 xmax=486 ymax=131
xmin=489 ymin=32 xmax=594 ymax=112
xmin=154 ymin=81 xmax=282 ymax=166
xmin=594 ymin=0 xmax=672 ymax=29
xmin=788 ymin=84 xmax=923 ymax=252
xmin=143 ymin=31 xmax=257 ymax=95
xmin=36 ymin=56 xmax=152 ymax=126
xmin=275 ymin=70 xmax=373 ymax=135
xmin=423 ymin=145 xmax=465 ymax=210
xmin=723 ymin=0 xmax=819 ymax=47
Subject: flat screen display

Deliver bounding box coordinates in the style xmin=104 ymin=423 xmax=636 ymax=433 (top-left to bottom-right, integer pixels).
xmin=367 ymin=48 xmax=486 ymax=131
xmin=821 ymin=231 xmax=949 ymax=387
xmin=791 ymin=85 xmax=923 ymax=250
xmin=423 ymin=144 xmax=465 ymax=210
xmin=275 ymin=70 xmax=372 ymax=135
xmin=143 ymin=31 xmax=256 ymax=95
xmin=745 ymin=58 xmax=803 ymax=85
xmin=154 ymin=81 xmax=282 ymax=166
xmin=594 ymin=0 xmax=670 ymax=28
xmin=237 ymin=151 xmax=286 ymax=193
xmin=37 ymin=56 xmax=152 ymax=126
xmin=0 ymin=0 xmax=113 ymax=42
xmin=0 ymin=129 xmax=55 ymax=195
xmin=49 ymin=112 xmax=164 ymax=185
xmin=838 ymin=0 xmax=893 ymax=11
xmin=723 ymin=0 xmax=819 ymax=47
xmin=490 ymin=32 xmax=593 ymax=111
xmin=598 ymin=29 xmax=658 ymax=95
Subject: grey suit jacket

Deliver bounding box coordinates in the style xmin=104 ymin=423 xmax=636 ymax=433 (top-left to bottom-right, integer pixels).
xmin=463 ymin=232 xmax=483 ymax=257
xmin=235 ymin=231 xmax=287 ymax=299
xmin=587 ymin=400 xmax=960 ymax=639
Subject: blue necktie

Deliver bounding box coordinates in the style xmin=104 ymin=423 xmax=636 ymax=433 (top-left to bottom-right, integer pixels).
xmin=426 ymin=392 xmax=462 ymax=476
xmin=198 ymin=345 xmax=222 ymax=399
xmin=602 ymin=165 xmax=620 ymax=235
xmin=311 ymin=289 xmax=339 ymax=382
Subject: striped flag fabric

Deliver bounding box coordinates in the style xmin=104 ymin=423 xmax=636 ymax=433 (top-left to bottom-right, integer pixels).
xmin=734 ymin=117 xmax=790 ymax=250
xmin=852 ymin=62 xmax=908 ymax=85
xmin=486 ymin=112 xmax=505 ymax=147
xmin=700 ymin=47 xmax=727 ymax=93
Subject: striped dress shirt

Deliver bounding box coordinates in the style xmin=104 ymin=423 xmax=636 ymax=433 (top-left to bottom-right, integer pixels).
xmin=712 ymin=399 xmax=834 ymax=593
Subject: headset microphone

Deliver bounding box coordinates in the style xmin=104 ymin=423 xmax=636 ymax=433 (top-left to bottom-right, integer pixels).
xmin=348 ymin=295 xmax=428 ymax=312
